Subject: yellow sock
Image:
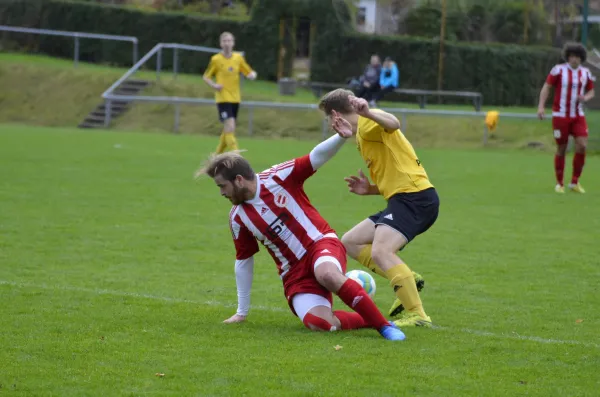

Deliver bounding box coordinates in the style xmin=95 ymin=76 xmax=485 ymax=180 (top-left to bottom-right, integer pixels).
xmin=215 ymin=132 xmax=227 ymax=154
xmin=224 ymin=132 xmax=238 ymax=151
xmin=384 ymin=264 xmax=427 ymax=318
xmin=357 ymin=245 xmax=387 ymax=279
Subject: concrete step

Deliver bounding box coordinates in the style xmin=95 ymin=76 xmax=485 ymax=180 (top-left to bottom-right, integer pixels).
xmin=78 ymin=79 xmax=151 ymax=129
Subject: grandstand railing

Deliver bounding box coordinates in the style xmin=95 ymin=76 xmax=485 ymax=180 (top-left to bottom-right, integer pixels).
xmin=0 ymin=25 xmax=139 ymax=67
xmin=102 ymin=42 xmax=543 ymax=145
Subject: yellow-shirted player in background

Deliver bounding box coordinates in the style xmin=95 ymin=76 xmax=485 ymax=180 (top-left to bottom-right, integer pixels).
xmin=319 ymin=89 xmax=439 ymax=328
xmin=203 ymin=32 xmax=257 ymax=154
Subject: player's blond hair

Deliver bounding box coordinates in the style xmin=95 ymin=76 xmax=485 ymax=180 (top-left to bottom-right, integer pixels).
xmin=195 ymin=151 xmax=255 ymax=181
xmin=220 ymin=31 xmax=234 ymax=41
xmin=318 ymin=88 xmax=355 ymax=116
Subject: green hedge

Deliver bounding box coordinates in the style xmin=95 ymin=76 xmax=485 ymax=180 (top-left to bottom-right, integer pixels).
xmin=0 ymin=0 xmax=264 ymax=76
xmin=0 ymin=0 xmax=560 ymax=106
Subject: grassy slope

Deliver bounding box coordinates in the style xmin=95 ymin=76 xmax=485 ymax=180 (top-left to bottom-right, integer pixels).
xmin=1 ymin=125 xmax=599 ymax=396
xmin=4 ymin=52 xmax=600 ymax=150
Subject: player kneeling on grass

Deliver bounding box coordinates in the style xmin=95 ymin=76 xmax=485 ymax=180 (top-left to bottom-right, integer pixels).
xmin=196 ymin=135 xmax=406 ymax=341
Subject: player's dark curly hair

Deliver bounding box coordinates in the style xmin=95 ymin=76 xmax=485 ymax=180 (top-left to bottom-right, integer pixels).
xmin=318 ymin=89 xmax=355 ymax=116
xmin=563 ymin=42 xmax=587 ymax=63
xmin=195 ymin=151 xmax=255 ymax=181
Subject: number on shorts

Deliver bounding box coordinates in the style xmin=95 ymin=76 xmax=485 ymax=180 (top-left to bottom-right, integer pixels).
xmin=553 ymin=129 xmax=562 ymax=139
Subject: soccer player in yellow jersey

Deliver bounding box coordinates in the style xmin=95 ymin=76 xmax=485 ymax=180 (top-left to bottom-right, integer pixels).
xmin=203 ymin=32 xmax=257 ymax=154
xmin=319 ymin=89 xmax=439 ymax=328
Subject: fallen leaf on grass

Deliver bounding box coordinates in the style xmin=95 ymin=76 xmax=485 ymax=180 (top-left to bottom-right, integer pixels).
xmin=576 ymin=319 xmax=584 ymax=324
xmin=333 ymin=345 xmax=343 ymax=351
xmin=155 ymin=373 xmax=165 ymax=377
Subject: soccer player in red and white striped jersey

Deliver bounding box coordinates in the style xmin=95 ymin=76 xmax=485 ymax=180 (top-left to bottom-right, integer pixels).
xmin=197 ymin=134 xmax=406 ymax=341
xmin=538 ymin=42 xmax=595 ymax=193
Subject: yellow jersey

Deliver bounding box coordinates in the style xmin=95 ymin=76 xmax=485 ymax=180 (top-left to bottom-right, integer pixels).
xmin=203 ymin=52 xmax=253 ymax=103
xmin=356 ymin=110 xmax=434 ymax=199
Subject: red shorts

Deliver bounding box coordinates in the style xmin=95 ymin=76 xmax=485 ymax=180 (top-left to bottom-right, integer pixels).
xmin=282 ymin=237 xmax=347 ymax=317
xmin=552 ymin=116 xmax=588 ymax=145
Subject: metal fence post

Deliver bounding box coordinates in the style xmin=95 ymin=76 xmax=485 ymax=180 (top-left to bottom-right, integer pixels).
xmin=104 ymin=99 xmax=112 ymax=128
xmin=74 ymin=35 xmax=80 ymax=68
xmin=248 ymin=107 xmax=254 ymax=135
xmin=482 ymin=123 xmax=488 ymax=146
xmin=173 ymin=103 xmax=180 ymax=133
xmin=321 ymin=117 xmax=328 ymax=140
xmin=132 ymin=41 xmax=138 ymax=65
xmin=156 ymin=47 xmax=162 ymax=81
xmin=173 ymin=48 xmax=179 ymax=80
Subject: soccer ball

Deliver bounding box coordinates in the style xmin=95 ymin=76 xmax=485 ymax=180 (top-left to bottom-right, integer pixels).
xmin=346 ymin=269 xmax=376 ymax=298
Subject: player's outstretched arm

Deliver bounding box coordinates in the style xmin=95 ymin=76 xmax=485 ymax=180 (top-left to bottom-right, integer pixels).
xmin=349 ymin=96 xmax=400 ymax=131
xmin=308 ymin=133 xmax=349 ymax=171
xmin=223 ymin=256 xmax=254 ymax=324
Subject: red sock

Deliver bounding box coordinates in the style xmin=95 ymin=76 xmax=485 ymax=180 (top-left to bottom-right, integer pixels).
xmin=334 ymin=311 xmax=370 ymax=330
xmin=554 ymin=154 xmax=565 ymax=186
xmin=571 ymin=152 xmax=586 ymax=184
xmin=336 ymin=279 xmax=389 ymax=330
xmin=303 ymin=313 xmax=336 ymax=331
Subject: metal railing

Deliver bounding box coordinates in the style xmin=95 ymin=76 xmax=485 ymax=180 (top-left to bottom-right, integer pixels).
xmin=102 ymin=42 xmax=544 ymax=144
xmin=0 ymin=25 xmax=138 ymax=67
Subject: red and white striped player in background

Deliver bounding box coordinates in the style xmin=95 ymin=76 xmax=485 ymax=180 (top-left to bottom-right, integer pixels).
xmin=538 ymin=42 xmax=595 ymax=194
xmin=196 ymin=133 xmax=406 ymax=341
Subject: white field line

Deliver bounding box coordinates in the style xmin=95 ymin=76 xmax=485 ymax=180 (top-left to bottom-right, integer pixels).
xmin=2 ymin=280 xmax=598 ymax=349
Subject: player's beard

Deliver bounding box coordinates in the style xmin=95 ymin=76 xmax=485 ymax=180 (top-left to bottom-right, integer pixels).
xmin=230 ymin=185 xmax=251 ymax=205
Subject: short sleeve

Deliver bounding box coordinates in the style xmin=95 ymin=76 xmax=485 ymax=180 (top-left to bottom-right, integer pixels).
xmin=230 ymin=210 xmax=259 ymax=260
xmin=586 ymin=69 xmax=596 ymax=91
xmin=546 ymin=65 xmax=560 ymax=86
xmin=204 ymin=57 xmax=217 ymax=79
xmin=239 ymin=55 xmax=253 ymax=76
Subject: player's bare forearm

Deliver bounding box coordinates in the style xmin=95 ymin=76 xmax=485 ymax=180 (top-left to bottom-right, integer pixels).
xmin=365 ymin=110 xmax=401 ymax=131
xmin=584 ymin=89 xmax=595 ymax=102
xmin=538 ymin=84 xmax=551 ymax=108
xmin=202 ymin=76 xmax=218 ymax=90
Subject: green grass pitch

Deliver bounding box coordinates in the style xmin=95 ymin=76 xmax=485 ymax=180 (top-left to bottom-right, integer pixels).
xmin=1 ymin=124 xmax=599 ymax=396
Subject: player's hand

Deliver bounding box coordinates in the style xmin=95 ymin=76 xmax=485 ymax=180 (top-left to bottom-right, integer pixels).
xmin=223 ymin=314 xmax=247 ymax=324
xmin=247 ymin=71 xmax=257 ymax=81
xmin=344 ymin=169 xmax=371 ymax=195
xmin=213 ymin=84 xmax=223 ymax=92
xmin=331 ymin=110 xmax=353 ymax=138
xmin=578 ymin=94 xmax=586 ymax=103
xmin=350 ymin=96 xmax=370 ymax=117
xmin=537 ymin=106 xmax=545 ymax=120
xmin=364 ymin=81 xmax=371 ymax=88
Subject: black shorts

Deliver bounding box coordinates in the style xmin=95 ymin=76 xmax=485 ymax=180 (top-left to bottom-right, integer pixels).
xmin=368 ymin=188 xmax=439 ymax=243
xmin=217 ymin=102 xmax=239 ymax=122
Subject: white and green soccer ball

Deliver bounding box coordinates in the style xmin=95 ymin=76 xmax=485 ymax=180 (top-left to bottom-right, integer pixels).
xmin=346 ymin=269 xmax=376 ymax=298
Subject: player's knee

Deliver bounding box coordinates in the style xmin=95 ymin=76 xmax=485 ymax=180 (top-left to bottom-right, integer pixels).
xmin=314 ymin=263 xmax=344 ymax=292
xmin=224 ymin=118 xmax=236 ymax=132
xmin=371 ymin=244 xmax=395 ymax=268
xmin=575 ymin=141 xmax=587 ymax=153
xmin=302 ymin=312 xmax=340 ymax=332
xmin=341 ymin=233 xmax=359 ymax=258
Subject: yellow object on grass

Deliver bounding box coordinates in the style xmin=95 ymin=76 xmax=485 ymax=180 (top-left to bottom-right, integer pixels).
xmin=485 ymin=111 xmax=499 ymax=132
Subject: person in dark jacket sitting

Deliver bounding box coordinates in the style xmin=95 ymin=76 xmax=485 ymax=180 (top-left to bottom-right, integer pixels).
xmin=355 ymin=54 xmax=382 ymax=105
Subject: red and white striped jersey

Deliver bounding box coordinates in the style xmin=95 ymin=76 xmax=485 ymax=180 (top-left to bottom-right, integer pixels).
xmin=546 ymin=63 xmax=595 ymax=118
xmin=229 ymin=155 xmax=337 ymax=279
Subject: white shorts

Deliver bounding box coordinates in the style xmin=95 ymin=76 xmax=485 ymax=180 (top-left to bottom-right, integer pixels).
xmin=292 ymin=293 xmax=332 ymax=321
